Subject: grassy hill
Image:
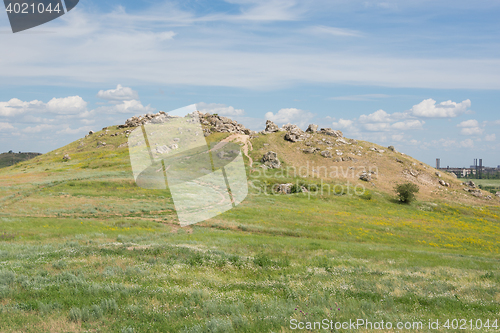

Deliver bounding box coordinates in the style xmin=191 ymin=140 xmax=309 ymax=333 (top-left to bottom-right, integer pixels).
xmin=0 ymin=119 xmax=499 ymax=332
xmin=0 ymin=152 xmax=41 ymax=169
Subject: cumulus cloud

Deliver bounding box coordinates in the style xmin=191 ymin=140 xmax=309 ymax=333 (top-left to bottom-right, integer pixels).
xmin=485 ymin=134 xmax=496 ymax=141
xmin=0 ymin=122 xmax=14 ymax=131
xmin=97 ymin=84 xmax=139 ymax=101
xmin=265 ymin=108 xmax=314 ymax=128
xmin=196 ymin=102 xmax=245 ymax=116
xmin=410 ymin=98 xmax=471 ymax=118
xmin=94 ymin=100 xmax=155 ymax=114
xmin=46 ymin=96 xmax=88 ymax=115
xmin=0 ymin=98 xmax=43 ymax=117
xmin=460 ymin=138 xmax=474 ymax=148
xmin=457 ymin=119 xmax=484 ymax=135
xmin=57 ymin=125 xmax=94 ymax=135
xmin=391 ymin=120 xmax=425 ymax=130
xmin=22 ymin=124 xmax=56 ymax=133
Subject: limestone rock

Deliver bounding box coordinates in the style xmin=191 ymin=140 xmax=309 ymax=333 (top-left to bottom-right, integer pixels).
xmin=320 ymin=150 xmax=332 ymax=158
xmin=261 ymin=151 xmax=281 ymax=169
xmin=264 ymin=120 xmax=279 ymax=133
xmin=359 ymin=172 xmax=371 ymax=182
xmin=63 ymin=154 xmax=71 ymax=160
xmin=303 ymin=147 xmax=320 ymax=154
xmin=496 ymin=192 xmax=500 ymax=197
xmin=388 ymin=145 xmax=397 ymax=152
xmin=306 ymin=124 xmax=318 ymax=133
xmin=319 ymin=128 xmax=343 ymax=138
xmin=274 ymin=183 xmax=293 ymax=194
xmin=284 ymin=124 xmax=305 ymax=142
xmin=89 ymin=130 xmax=95 ymax=135
xmin=438 ymin=179 xmax=449 ymax=187
xmin=435 ymin=172 xmax=441 ymax=177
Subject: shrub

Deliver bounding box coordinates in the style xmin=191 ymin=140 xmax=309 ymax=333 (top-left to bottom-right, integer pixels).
xmin=394 ymin=182 xmax=419 ymax=203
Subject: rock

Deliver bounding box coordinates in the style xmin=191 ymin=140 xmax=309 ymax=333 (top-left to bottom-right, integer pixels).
xmin=485 ymin=195 xmax=492 ymax=200
xmin=463 ymin=180 xmax=476 ymax=188
xmin=306 ymin=124 xmax=318 ymax=133
xmin=396 ymin=158 xmax=403 ymax=163
xmin=470 ymin=189 xmax=482 ymax=197
xmin=388 ymin=145 xmax=396 ymax=152
xmin=320 ymin=150 xmax=332 ymax=158
xmin=435 ymin=172 xmax=441 ymax=177
xmin=303 ymin=147 xmax=319 ymax=154
xmin=264 ymin=120 xmax=279 ymax=133
xmin=334 ymin=157 xmax=342 ymax=162
xmin=97 ymin=142 xmax=106 ymax=148
xmin=261 ymin=151 xmax=281 ymax=169
xmin=319 ymin=128 xmax=343 ymax=138
xmin=89 ymin=130 xmax=95 ymax=135
xmin=359 ymin=172 xmax=371 ymax=182
xmin=336 ymin=138 xmax=350 ymax=145
xmin=118 ymin=142 xmax=128 ymax=149
xmin=274 ymin=183 xmax=293 ymax=194
xmin=496 ymin=192 xmax=500 ymax=197
xmin=438 ymin=179 xmax=449 ymax=187
xmin=284 ymin=124 xmax=305 ymax=142
xmin=448 ymin=172 xmax=458 ymax=178
xmin=63 ymin=154 xmax=71 ymax=160
xmin=102 ymin=127 xmax=108 ymax=130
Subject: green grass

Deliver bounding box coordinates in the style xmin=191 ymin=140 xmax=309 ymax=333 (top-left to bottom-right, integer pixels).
xmin=0 ymin=152 xmax=41 ymax=169
xmin=0 ymin=131 xmax=499 ymax=332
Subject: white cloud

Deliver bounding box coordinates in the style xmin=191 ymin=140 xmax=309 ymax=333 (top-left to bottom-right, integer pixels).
xmin=57 ymin=126 xmax=93 ymax=135
xmin=410 ymin=99 xmax=471 ymax=118
xmin=391 ymin=119 xmax=425 ymax=130
xmin=457 ymin=119 xmax=483 ymax=135
xmin=460 ymin=138 xmax=474 ymax=148
xmin=308 ymin=25 xmax=363 ymax=37
xmin=359 ymin=109 xmax=393 ymax=123
xmin=196 ymin=102 xmax=245 ymax=116
xmin=0 ymin=98 xmax=43 ymax=117
xmin=332 ymin=118 xmax=354 ymax=128
xmin=94 ymin=100 xmax=155 ymax=114
xmin=265 ymin=108 xmax=314 ymax=128
xmin=22 ymin=124 xmax=56 ymax=133
xmin=97 ymin=84 xmax=139 ymax=101
xmin=329 ymin=94 xmax=390 ymax=101
xmin=0 ymin=122 xmax=14 ymax=131
xmin=46 ymin=96 xmax=88 ymax=115
xmin=485 ymin=134 xmax=496 ymax=141
xmin=392 ymin=134 xmax=404 ymax=141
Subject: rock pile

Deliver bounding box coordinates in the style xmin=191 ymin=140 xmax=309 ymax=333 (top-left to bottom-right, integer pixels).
xmin=201 ymin=113 xmax=251 ymax=135
xmin=118 ymin=112 xmax=168 ymax=128
xmin=496 ymin=192 xmax=500 ymax=198
xmin=284 ymin=124 xmax=307 ymax=142
xmin=439 ymin=179 xmax=450 ymax=187
xmin=359 ymin=172 xmax=371 ymax=182
xmin=263 ymin=120 xmax=280 ymax=133
xmin=63 ymin=154 xmax=71 ymax=160
xmin=261 ymin=151 xmax=281 ymax=169
xmin=306 ymin=124 xmax=318 ymax=133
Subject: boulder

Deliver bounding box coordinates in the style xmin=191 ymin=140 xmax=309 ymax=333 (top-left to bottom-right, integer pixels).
xmin=274 ymin=183 xmax=293 ymax=194
xmin=284 ymin=124 xmax=305 ymax=142
xmin=264 ymin=120 xmax=279 ymax=133
xmin=261 ymin=151 xmax=281 ymax=169
xmin=336 ymin=138 xmax=350 ymax=145
xmin=306 ymin=124 xmax=318 ymax=133
xmin=495 ymin=191 xmax=500 ymax=197
xmin=303 ymin=147 xmax=320 ymax=154
xmin=435 ymin=171 xmax=441 ymax=177
xmin=396 ymin=158 xmax=404 ymax=164
xmin=89 ymin=130 xmax=95 ymax=135
xmin=388 ymin=145 xmax=397 ymax=152
xmin=438 ymin=179 xmax=449 ymax=187
xmin=463 ymin=180 xmax=476 ymax=188
xmin=359 ymin=172 xmax=371 ymax=182
xmin=319 ymin=128 xmax=343 ymax=138
xmin=320 ymin=150 xmax=332 ymax=158
xmin=63 ymin=154 xmax=71 ymax=160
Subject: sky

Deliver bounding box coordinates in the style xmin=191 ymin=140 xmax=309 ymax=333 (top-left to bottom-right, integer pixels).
xmin=1 ymin=0 xmax=499 ymax=168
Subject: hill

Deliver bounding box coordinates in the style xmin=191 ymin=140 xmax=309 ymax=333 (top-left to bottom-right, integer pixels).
xmin=0 ymin=112 xmax=499 ymax=332
xmin=0 ymin=151 xmax=41 ymax=168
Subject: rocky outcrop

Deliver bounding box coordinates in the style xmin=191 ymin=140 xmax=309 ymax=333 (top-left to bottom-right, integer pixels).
xmin=261 ymin=151 xmax=281 ymax=169
xmin=306 ymin=124 xmax=318 ymax=133
xmin=63 ymin=154 xmax=71 ymax=160
xmin=264 ymin=120 xmax=279 ymax=133
xmin=201 ymin=113 xmax=250 ymax=135
xmin=388 ymin=145 xmax=397 ymax=152
xmin=463 ymin=181 xmax=476 ymax=188
xmin=319 ymin=128 xmax=343 ymax=138
xmin=496 ymin=192 xmax=500 ymax=198
xmin=118 ymin=112 xmax=168 ymax=128
xmin=439 ymin=179 xmax=450 ymax=187
xmin=284 ymin=124 xmax=306 ymax=142
xmin=435 ymin=172 xmax=441 ymax=177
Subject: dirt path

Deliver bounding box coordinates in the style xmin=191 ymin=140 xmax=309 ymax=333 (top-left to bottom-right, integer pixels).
xmin=220 ymin=134 xmax=253 ymax=167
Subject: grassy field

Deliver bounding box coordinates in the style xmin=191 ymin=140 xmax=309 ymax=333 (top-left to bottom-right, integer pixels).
xmin=0 ymin=127 xmax=499 ymax=332
xmin=0 ymin=152 xmax=41 ymax=169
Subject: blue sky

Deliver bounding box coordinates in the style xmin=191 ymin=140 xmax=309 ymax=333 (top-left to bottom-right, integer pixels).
xmin=1 ymin=0 xmax=499 ymax=167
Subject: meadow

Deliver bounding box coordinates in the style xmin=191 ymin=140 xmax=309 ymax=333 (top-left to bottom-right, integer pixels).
xmin=0 ymin=128 xmax=499 ymax=332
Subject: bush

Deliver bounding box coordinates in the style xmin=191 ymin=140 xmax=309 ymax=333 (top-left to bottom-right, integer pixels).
xmin=394 ymin=182 xmax=419 ymax=203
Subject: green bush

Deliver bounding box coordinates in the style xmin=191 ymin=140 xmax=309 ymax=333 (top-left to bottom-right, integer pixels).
xmin=394 ymin=182 xmax=419 ymax=203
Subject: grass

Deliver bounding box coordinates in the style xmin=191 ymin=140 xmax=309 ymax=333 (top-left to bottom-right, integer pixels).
xmin=0 ymin=128 xmax=499 ymax=332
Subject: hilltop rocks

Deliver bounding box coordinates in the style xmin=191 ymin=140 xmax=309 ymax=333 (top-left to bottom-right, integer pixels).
xmin=284 ymin=124 xmax=306 ymax=142
xmin=463 ymin=180 xmax=476 ymax=188
xmin=63 ymin=154 xmax=71 ymax=160
xmin=435 ymin=171 xmax=441 ymax=177
xmin=306 ymin=124 xmax=318 ymax=133
xmin=89 ymin=130 xmax=94 ymax=135
xmin=261 ymin=151 xmax=281 ymax=169
xmin=204 ymin=114 xmax=250 ymax=135
xmin=319 ymin=128 xmax=343 ymax=138
xmin=264 ymin=120 xmax=279 ymax=133
xmin=388 ymin=145 xmax=397 ymax=152
xmin=118 ymin=112 xmax=168 ymax=128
